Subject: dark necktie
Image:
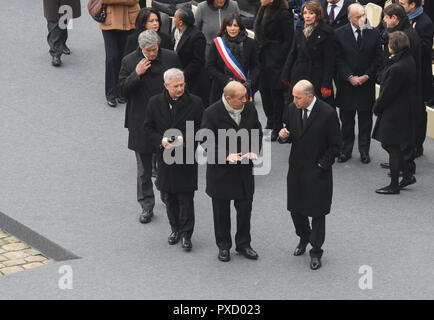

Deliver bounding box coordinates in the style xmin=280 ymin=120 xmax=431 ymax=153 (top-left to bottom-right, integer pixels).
xmin=329 ymin=4 xmax=337 ymax=22
xmin=356 ymin=29 xmax=362 ymax=48
xmin=302 ymin=109 xmax=308 ymax=130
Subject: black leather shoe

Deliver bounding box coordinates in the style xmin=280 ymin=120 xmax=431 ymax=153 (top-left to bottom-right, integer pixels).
xmin=414 ymin=146 xmax=423 ymax=158
xmin=375 ymin=186 xmax=400 ymax=194
xmin=270 ymin=130 xmax=279 ymax=141
xmin=399 ymin=176 xmax=416 ymax=189
xmin=236 ymin=247 xmax=258 ymax=260
xmin=218 ymin=249 xmax=230 ymax=262
xmin=360 ymin=153 xmax=371 ymax=164
xmin=107 ymin=99 xmax=117 ymax=107
xmin=139 ymin=210 xmax=153 ymax=223
xmin=337 ymin=153 xmax=351 ymax=163
xmin=310 ymin=257 xmax=322 ymax=270
xmin=62 ymin=45 xmax=71 ymax=55
xmin=168 ymin=232 xmax=179 ymax=245
xmin=181 ymin=237 xmax=192 ymax=250
xmin=116 ymin=97 xmax=127 ymax=104
xmin=293 ymin=242 xmax=307 ymax=256
xmin=380 ymin=162 xmax=390 ymax=169
xmin=51 ymin=56 xmax=61 ymax=67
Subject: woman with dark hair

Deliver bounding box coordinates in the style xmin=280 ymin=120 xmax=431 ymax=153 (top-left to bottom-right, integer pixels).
xmin=372 ymin=31 xmax=417 ymax=194
xmin=172 ymin=8 xmax=209 ymax=104
xmin=124 ymin=7 xmax=172 ymax=56
xmin=281 ymin=0 xmax=335 ymax=107
xmin=207 ymin=13 xmax=259 ymax=104
xmin=254 ymin=0 xmax=294 ymax=140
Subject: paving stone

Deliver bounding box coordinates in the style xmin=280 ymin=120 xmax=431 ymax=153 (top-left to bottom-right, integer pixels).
xmin=0 ymin=266 xmax=24 ymax=275
xmin=22 ymin=262 xmax=44 ymax=270
xmin=43 ymin=260 xmax=54 ymax=264
xmin=25 ymin=255 xmax=47 ymax=263
xmin=0 ymin=248 xmax=5 ymax=254
xmin=0 ymin=263 xmax=4 ymax=268
xmin=3 ymin=251 xmax=29 ymax=260
xmin=3 ymin=259 xmax=26 ymax=267
xmin=0 ymin=239 xmax=6 ymax=246
xmin=23 ymin=249 xmax=41 ymax=256
xmin=0 ymin=255 xmax=7 ymax=262
xmin=2 ymin=243 xmax=29 ymax=251
xmin=3 ymin=236 xmax=19 ymax=244
xmin=0 ymin=230 xmax=8 ymax=238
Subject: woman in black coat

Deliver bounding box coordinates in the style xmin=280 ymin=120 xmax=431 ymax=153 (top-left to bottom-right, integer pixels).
xmin=282 ymin=0 xmax=335 ymax=106
xmin=207 ymin=13 xmax=259 ymax=104
xmin=254 ymin=0 xmax=294 ymax=139
xmin=172 ymin=8 xmax=209 ymax=104
xmin=124 ymin=7 xmax=172 ymax=56
xmin=372 ymin=31 xmax=417 ymax=194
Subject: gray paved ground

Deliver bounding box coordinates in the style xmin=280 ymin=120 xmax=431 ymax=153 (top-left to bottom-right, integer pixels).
xmin=0 ymin=1 xmax=433 ymax=299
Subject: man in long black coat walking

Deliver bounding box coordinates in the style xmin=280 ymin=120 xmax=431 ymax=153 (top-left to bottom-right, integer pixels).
xmin=144 ymin=68 xmax=204 ymax=250
xmin=119 ymin=30 xmax=181 ymax=224
xmin=201 ymin=81 xmax=263 ymax=262
xmin=335 ymin=3 xmax=383 ymax=164
xmin=43 ymin=0 xmax=81 ymax=66
xmin=279 ymin=80 xmax=341 ymax=270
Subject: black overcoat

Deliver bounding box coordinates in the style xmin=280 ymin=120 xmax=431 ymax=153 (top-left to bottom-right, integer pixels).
xmin=119 ymin=47 xmax=181 ymax=153
xmin=255 ymin=9 xmax=294 ymax=89
xmin=206 ymin=37 xmax=259 ymax=104
xmin=281 ymin=99 xmax=341 ymax=218
xmin=171 ymin=26 xmax=209 ymax=104
xmin=334 ymin=24 xmax=383 ymax=111
xmin=372 ymin=49 xmax=417 ymax=146
xmin=320 ymin=0 xmax=354 ymax=30
xmin=43 ymin=0 xmax=81 ymax=21
xmin=201 ymin=101 xmax=263 ymax=200
xmin=144 ymin=91 xmax=204 ymax=193
xmin=282 ymin=21 xmax=335 ymax=98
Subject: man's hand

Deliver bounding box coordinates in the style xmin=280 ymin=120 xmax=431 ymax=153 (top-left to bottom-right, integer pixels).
xmin=279 ymin=128 xmax=290 ymax=140
xmin=136 ymin=58 xmax=151 ymax=76
xmin=161 ymin=136 xmax=183 ymax=149
xmin=349 ymin=76 xmax=362 ymax=86
xmin=226 ymin=153 xmax=242 ymax=163
xmin=359 ymin=75 xmax=369 ymax=85
xmin=241 ymin=152 xmax=258 ymax=160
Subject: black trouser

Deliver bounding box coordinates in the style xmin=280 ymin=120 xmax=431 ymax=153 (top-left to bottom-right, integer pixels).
xmin=135 ymin=152 xmax=155 ymax=212
xmin=382 ymin=144 xmax=411 ymax=188
xmin=259 ymin=87 xmax=285 ymax=130
xmin=339 ymin=109 xmax=373 ymax=156
xmin=290 ymin=212 xmax=325 ymax=258
xmin=211 ymin=198 xmax=252 ymax=251
xmin=102 ymin=29 xmax=130 ymax=101
xmin=415 ymin=106 xmax=427 ymax=151
xmin=161 ymin=191 xmax=195 ymax=240
xmin=47 ymin=20 xmax=67 ymax=58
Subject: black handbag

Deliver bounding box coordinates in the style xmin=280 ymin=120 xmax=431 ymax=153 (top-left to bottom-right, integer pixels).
xmin=88 ymin=0 xmax=107 ymax=23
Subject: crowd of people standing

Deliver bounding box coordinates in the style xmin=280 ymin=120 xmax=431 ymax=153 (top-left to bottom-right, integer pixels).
xmin=42 ymin=0 xmax=433 ymax=270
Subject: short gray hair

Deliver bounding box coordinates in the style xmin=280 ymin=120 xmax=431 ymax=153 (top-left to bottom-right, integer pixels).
xmin=138 ymin=30 xmax=161 ymax=49
xmin=164 ymin=68 xmax=184 ymax=84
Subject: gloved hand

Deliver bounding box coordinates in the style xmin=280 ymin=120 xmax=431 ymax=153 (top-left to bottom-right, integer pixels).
xmin=321 ymin=87 xmax=332 ymax=98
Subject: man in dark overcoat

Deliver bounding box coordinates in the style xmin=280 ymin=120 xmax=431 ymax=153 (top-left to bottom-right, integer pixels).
xmin=335 ymin=3 xmax=383 ymax=164
xmin=279 ymin=80 xmax=341 ymax=270
xmin=43 ymin=0 xmax=81 ymax=66
xmin=144 ymin=68 xmax=203 ymax=250
xmin=320 ymin=0 xmax=355 ymax=29
xmin=119 ymin=30 xmax=181 ymax=224
xmin=398 ymin=0 xmax=434 ymax=157
xmin=201 ymin=81 xmax=263 ymax=262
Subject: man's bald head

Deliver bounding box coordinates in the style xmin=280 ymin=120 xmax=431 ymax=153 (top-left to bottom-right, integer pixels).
xmin=224 ymin=81 xmax=247 ymax=109
xmin=292 ymin=80 xmax=315 ymax=109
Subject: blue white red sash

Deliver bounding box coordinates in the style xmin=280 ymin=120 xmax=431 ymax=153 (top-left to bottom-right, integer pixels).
xmin=213 ymin=37 xmax=247 ymax=82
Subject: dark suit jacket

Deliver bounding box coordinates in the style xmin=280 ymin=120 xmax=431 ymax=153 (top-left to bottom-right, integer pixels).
xmin=280 ymin=98 xmax=341 ymax=218
xmin=207 ymin=37 xmax=259 ymax=104
xmin=171 ymin=26 xmax=208 ymax=104
xmin=372 ymin=49 xmax=417 ymax=146
xmin=119 ymin=47 xmax=181 ymax=153
xmin=320 ymin=0 xmax=354 ymax=30
xmin=201 ymin=100 xmax=263 ymax=200
xmin=412 ymin=12 xmax=434 ymax=101
xmin=144 ymin=91 xmax=204 ymax=193
xmin=335 ymin=24 xmax=383 ymax=111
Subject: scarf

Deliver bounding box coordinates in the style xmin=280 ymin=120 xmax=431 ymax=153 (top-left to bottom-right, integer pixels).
xmin=165 ymin=89 xmax=186 ymax=121
xmin=408 ymin=6 xmax=423 ymax=24
xmin=303 ymin=21 xmax=319 ymax=39
xmin=173 ymin=28 xmax=183 ymax=51
xmin=222 ymin=94 xmax=244 ymax=126
xmin=222 ymin=31 xmax=247 ymax=76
